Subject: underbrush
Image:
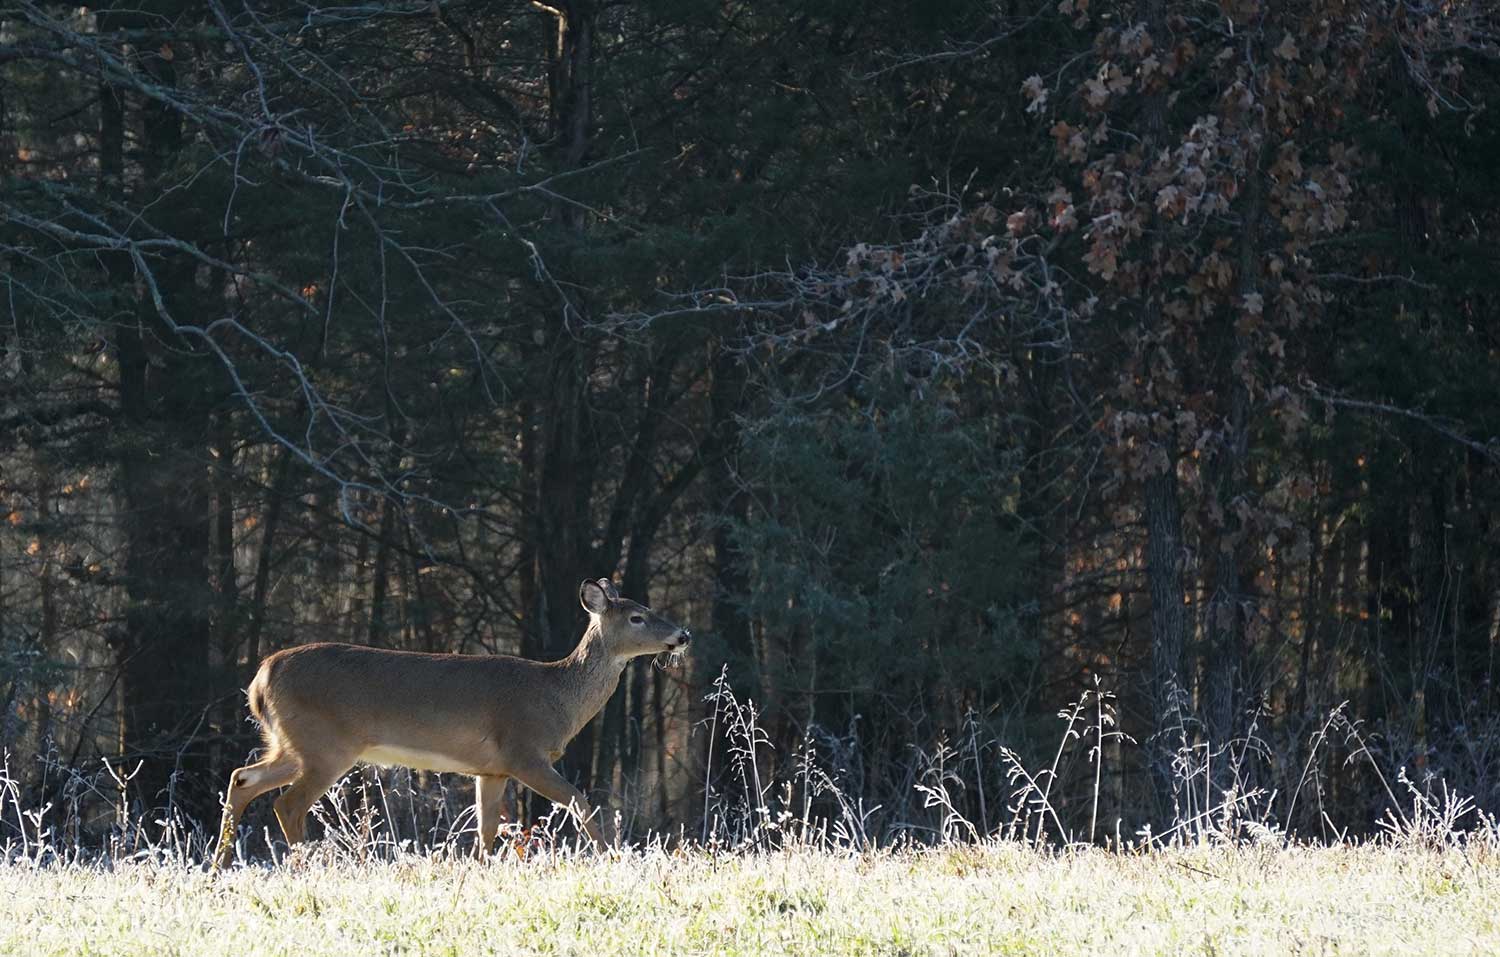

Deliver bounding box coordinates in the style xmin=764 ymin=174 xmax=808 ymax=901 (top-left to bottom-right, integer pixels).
xmin=4 ymin=673 xmax=1499 ymax=865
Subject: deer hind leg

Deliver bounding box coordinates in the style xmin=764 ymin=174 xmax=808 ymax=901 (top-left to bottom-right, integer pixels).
xmin=272 ymin=758 xmax=353 ymax=848
xmin=214 ymin=749 xmax=299 ymax=869
xmin=474 ymin=774 xmax=510 ymax=858
xmin=509 ymin=760 xmax=610 ymax=848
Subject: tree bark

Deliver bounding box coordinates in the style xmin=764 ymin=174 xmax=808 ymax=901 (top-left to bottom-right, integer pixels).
xmin=107 ymin=29 xmax=218 ymax=822
xmin=710 ymin=348 xmax=753 ymax=666
xmin=210 ymin=409 xmax=239 ymax=776
xmin=369 ymin=493 xmax=398 ymax=646
xmin=115 ymin=298 xmax=216 ymax=819
xmin=244 ymin=446 xmax=293 ymax=672
xmin=1145 ymin=468 xmax=1188 ymax=806
xmin=1204 ymin=131 xmax=1264 ymax=773
xmin=1138 ymin=0 xmax=1188 ymax=817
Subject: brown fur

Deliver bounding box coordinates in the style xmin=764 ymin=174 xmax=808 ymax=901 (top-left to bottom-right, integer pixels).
xmin=213 ymin=579 xmax=688 ymax=867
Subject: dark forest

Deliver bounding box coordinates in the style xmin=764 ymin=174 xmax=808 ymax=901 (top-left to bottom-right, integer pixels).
xmin=3 ymin=0 xmax=1499 ymax=852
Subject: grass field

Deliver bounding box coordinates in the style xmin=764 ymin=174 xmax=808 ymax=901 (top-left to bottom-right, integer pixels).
xmin=3 ymin=841 xmax=1497 ymax=956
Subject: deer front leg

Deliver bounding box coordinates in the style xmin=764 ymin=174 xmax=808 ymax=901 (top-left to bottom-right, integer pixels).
xmin=214 ymin=752 xmax=299 ymax=870
xmin=475 ymin=774 xmax=510 ymax=857
xmin=509 ymin=760 xmax=611 ymax=849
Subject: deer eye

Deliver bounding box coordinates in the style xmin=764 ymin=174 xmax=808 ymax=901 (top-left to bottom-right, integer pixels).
xmin=629 ymin=614 xmax=646 ymax=625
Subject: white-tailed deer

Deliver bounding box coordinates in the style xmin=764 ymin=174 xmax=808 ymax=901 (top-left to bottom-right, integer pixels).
xmin=213 ymin=578 xmax=689 ymax=867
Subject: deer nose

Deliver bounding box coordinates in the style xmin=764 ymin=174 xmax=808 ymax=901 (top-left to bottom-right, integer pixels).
xmin=672 ymin=629 xmax=692 ymax=649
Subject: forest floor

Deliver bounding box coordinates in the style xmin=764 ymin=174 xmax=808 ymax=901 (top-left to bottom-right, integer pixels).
xmin=2 ymin=841 xmax=1497 ymax=956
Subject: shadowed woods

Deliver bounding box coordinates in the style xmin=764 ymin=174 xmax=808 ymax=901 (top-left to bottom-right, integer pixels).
xmin=2 ymin=0 xmax=1500 ymax=857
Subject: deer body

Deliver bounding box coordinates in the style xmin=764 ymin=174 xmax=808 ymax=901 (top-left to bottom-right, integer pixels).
xmin=214 ymin=579 xmax=689 ymax=867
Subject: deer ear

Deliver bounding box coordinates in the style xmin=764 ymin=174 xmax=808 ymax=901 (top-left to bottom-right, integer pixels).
xmin=580 ymin=579 xmax=610 ymax=614
xmin=597 ymin=578 xmax=620 ymax=602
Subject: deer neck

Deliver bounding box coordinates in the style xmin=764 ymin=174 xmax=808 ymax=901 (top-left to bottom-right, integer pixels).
xmin=553 ymin=622 xmax=627 ymax=738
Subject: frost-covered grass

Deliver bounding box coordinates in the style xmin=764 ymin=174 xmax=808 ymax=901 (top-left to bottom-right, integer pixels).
xmin=4 ymin=842 xmax=1499 ymax=956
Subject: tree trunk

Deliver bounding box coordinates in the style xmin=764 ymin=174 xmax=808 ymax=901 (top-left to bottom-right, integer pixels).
xmin=369 ymin=494 xmax=398 ymax=646
xmin=212 ymin=415 xmax=238 ymax=658
xmin=210 ymin=409 xmax=239 ymax=777
xmin=710 ymin=348 xmax=753 ymax=666
xmin=518 ymin=398 xmax=542 ymax=658
xmin=108 ymin=30 xmax=217 ymax=823
xmin=1204 ymin=131 xmax=1264 ymax=781
xmin=115 ymin=310 xmax=216 ymax=821
xmin=1137 ymin=0 xmax=1191 ymax=818
xmin=1145 ymin=468 xmax=1188 ymax=809
xmin=406 ymin=523 xmax=438 ymax=651
xmin=244 ymin=446 xmax=293 ymax=671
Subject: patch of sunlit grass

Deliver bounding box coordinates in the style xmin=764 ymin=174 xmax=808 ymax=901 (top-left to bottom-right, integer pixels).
xmin=4 ymin=841 xmax=1499 ymax=956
